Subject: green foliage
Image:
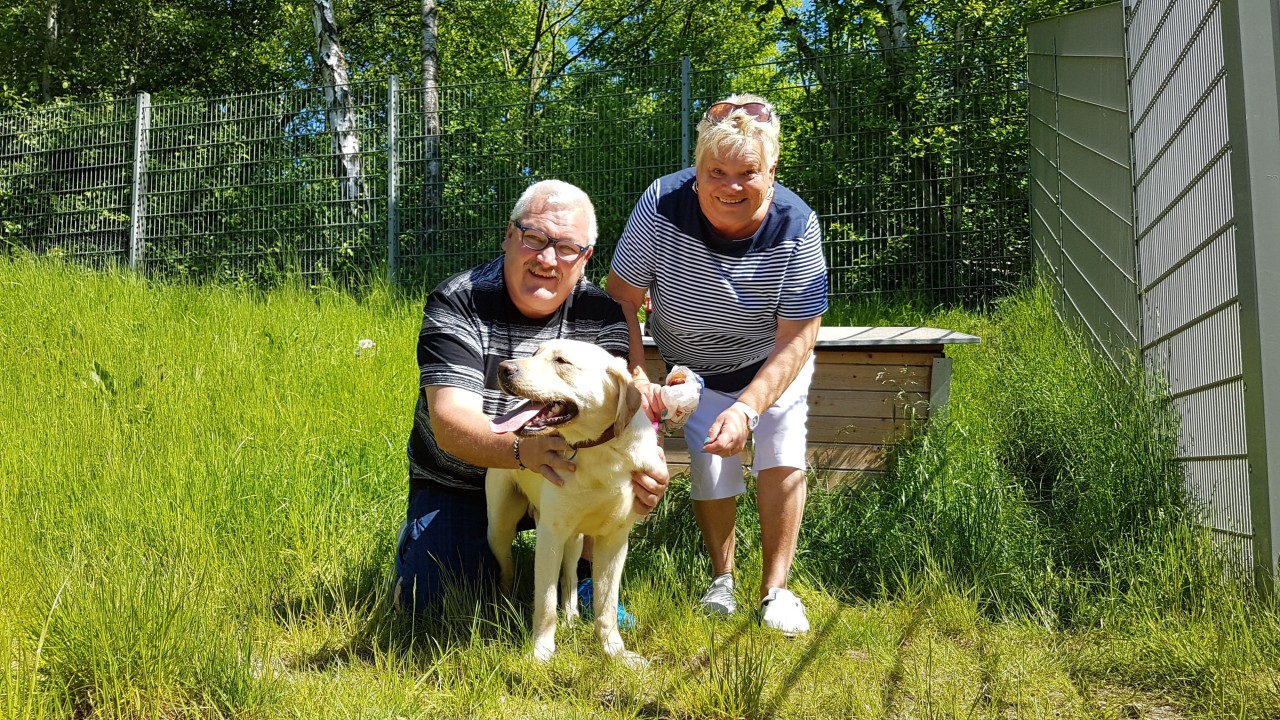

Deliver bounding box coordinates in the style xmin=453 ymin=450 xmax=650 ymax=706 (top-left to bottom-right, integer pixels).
xmin=0 ymin=97 xmax=136 ymax=262
xmin=2 ymin=1 xmax=1124 ymax=303
xmin=702 ymin=628 xmax=775 ymax=719
xmin=0 ymin=0 xmax=306 ymax=104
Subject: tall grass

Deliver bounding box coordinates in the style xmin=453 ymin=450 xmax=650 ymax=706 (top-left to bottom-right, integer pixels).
xmin=2 ymin=256 xmax=1278 ymax=719
xmin=798 ymin=287 xmax=1197 ymax=621
xmin=1 ymin=256 xmax=412 ymax=716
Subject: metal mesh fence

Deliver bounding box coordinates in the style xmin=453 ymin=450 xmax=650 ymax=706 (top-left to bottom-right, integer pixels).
xmin=1 ymin=39 xmax=1030 ymax=303
xmin=143 ymin=83 xmax=388 ymax=282
xmin=395 ymin=61 xmax=685 ymax=287
xmin=0 ymin=97 xmax=137 ymax=266
xmin=695 ymin=39 xmax=1031 ymax=303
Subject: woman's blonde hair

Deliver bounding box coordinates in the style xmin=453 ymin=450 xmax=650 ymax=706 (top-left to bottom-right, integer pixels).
xmin=694 ymin=93 xmax=781 ymax=171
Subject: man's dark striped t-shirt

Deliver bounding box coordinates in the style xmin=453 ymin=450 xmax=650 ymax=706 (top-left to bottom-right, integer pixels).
xmin=407 ymin=256 xmax=629 ymax=492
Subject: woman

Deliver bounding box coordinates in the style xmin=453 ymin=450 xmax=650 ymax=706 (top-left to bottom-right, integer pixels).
xmin=606 ymin=94 xmax=827 ymax=636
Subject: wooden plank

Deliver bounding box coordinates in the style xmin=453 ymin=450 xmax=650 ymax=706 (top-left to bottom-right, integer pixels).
xmin=642 ymin=348 xmax=669 ymax=381
xmin=813 ymin=349 xmax=943 ymax=365
xmin=814 ymin=326 xmax=980 ymax=346
xmin=661 ymin=417 xmax=914 ymax=447
xmin=643 ymin=348 xmax=941 ymax=375
xmin=807 ymin=442 xmax=888 ymax=471
xmin=657 ymin=439 xmax=894 ymax=477
xmin=809 ymin=415 xmax=917 ymax=444
xmin=649 ymin=387 xmax=929 ymax=419
xmin=817 ymin=469 xmax=886 ymax=490
xmin=812 ymin=363 xmax=932 ymax=392
xmin=807 ymin=389 xmax=930 ymax=418
xmin=661 ymin=436 xmax=691 ymax=469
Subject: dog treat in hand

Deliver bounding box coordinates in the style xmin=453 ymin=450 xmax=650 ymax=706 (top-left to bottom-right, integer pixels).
xmin=659 ymin=365 xmax=703 ymax=434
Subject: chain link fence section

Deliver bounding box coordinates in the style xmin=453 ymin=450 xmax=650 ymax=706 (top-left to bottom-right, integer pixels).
xmin=142 ymin=83 xmax=388 ymax=283
xmin=394 ymin=61 xmax=685 ymax=289
xmin=690 ymin=38 xmax=1031 ymax=305
xmin=1 ymin=38 xmax=1030 ymax=303
xmin=0 ymin=97 xmax=137 ymax=267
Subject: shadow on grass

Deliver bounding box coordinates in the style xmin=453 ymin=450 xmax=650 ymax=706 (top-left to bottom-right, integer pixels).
xmin=759 ymin=602 xmax=851 ymax=718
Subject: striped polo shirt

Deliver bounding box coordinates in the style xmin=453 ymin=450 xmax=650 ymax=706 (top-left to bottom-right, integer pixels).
xmin=612 ymin=167 xmax=828 ymax=392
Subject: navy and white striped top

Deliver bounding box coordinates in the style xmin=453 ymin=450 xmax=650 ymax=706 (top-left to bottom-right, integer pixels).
xmin=612 ymin=168 xmax=828 ymax=392
xmin=408 ymin=256 xmax=630 ymax=492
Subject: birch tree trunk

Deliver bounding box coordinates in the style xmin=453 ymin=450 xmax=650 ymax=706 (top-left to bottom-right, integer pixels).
xmin=42 ymin=0 xmax=57 ymax=102
xmin=421 ymin=0 xmax=441 ymax=235
xmin=312 ymin=0 xmax=365 ymax=214
xmin=526 ymin=0 xmax=551 ymax=108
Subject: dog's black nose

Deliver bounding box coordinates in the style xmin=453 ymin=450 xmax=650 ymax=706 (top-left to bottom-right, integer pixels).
xmin=498 ymin=360 xmax=518 ymax=379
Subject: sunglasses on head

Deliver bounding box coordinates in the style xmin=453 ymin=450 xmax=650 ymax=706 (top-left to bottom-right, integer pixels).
xmin=703 ymin=101 xmax=772 ymax=124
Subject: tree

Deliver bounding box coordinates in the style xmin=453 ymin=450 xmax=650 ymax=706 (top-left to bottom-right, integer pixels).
xmin=421 ymin=0 xmax=441 ymax=241
xmin=40 ymin=0 xmax=56 ymax=102
xmin=311 ymin=0 xmax=365 ymax=213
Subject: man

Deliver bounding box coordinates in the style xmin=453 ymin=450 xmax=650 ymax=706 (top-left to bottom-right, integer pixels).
xmin=396 ymin=178 xmax=670 ymax=612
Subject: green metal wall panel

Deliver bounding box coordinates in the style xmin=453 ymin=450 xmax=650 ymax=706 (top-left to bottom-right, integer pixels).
xmin=1027 ymin=2 xmax=1138 ymax=359
xmin=1222 ymin=0 xmax=1280 ymax=587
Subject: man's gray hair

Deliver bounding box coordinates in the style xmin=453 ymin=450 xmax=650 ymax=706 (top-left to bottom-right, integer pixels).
xmin=510 ymin=179 xmax=599 ymax=245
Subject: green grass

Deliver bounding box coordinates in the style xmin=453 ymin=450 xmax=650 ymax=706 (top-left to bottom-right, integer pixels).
xmin=2 ymin=255 xmax=1278 ymax=719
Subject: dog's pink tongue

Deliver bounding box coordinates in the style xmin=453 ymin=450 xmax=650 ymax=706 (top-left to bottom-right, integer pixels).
xmin=490 ymin=400 xmax=546 ymax=434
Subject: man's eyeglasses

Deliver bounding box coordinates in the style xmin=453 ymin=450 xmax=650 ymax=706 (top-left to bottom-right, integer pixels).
xmin=704 ymin=101 xmax=772 ymax=124
xmin=513 ymin=223 xmax=590 ymax=260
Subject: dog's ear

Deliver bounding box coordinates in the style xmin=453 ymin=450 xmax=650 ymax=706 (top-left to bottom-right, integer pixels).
xmin=610 ymin=362 xmax=643 ymax=437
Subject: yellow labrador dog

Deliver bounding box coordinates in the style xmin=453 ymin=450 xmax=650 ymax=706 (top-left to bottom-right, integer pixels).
xmin=487 ymin=339 xmax=662 ymax=668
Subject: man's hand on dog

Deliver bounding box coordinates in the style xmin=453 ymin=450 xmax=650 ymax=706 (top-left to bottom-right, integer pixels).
xmin=521 ymin=434 xmax=578 ymax=486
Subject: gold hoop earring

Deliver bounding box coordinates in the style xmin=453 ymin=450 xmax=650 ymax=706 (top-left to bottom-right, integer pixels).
xmin=692 ymin=180 xmax=699 ymax=195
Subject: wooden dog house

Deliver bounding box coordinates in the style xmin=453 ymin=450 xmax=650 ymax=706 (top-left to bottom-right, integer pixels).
xmin=643 ymin=326 xmax=980 ymax=486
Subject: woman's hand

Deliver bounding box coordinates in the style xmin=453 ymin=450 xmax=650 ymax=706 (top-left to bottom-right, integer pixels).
xmin=702 ymin=405 xmax=753 ymax=457
xmin=637 ymin=381 xmax=665 ymax=425
xmin=630 ymin=447 xmax=669 ymax=515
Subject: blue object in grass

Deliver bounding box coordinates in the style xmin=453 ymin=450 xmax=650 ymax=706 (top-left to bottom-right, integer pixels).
xmin=577 ymin=578 xmax=637 ymax=630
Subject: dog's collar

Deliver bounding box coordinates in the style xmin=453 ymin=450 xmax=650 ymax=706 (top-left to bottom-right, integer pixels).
xmin=570 ymin=426 xmax=617 ymax=451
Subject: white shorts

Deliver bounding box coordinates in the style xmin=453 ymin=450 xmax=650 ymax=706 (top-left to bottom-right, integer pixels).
xmin=683 ymin=357 xmax=814 ymax=501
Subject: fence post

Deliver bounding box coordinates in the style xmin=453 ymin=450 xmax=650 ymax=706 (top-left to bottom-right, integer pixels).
xmin=129 ymin=92 xmax=150 ymax=272
xmin=387 ymin=75 xmax=400 ymax=284
xmin=681 ymin=56 xmax=691 ymax=168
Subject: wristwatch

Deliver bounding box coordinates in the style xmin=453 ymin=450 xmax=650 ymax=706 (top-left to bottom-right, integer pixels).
xmin=730 ymin=401 xmax=760 ymax=432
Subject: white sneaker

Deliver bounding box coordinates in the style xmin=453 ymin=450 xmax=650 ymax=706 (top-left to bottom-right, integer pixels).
xmin=699 ymin=573 xmax=737 ymax=615
xmin=761 ymin=587 xmax=809 ymax=637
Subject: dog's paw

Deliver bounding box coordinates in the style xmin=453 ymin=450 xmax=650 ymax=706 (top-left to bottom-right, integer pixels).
xmin=531 ymin=643 xmax=556 ymax=663
xmin=603 ymin=641 xmax=649 ymax=669
xmin=613 ymin=649 xmax=649 ymax=671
